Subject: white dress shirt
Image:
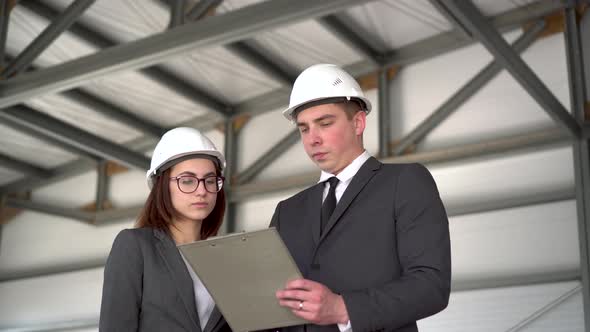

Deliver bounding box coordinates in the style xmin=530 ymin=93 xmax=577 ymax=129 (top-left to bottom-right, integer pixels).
xmin=180 ymin=250 xmax=215 ymax=330
xmin=317 ymin=150 xmax=371 ymax=332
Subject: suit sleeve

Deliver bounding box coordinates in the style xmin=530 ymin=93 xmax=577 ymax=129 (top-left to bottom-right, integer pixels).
xmin=99 ymin=229 xmax=144 ymax=332
xmin=269 ymin=201 xmax=282 ymax=229
xmin=342 ymin=163 xmax=451 ymax=331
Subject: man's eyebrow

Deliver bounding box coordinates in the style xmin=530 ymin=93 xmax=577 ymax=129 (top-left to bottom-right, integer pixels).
xmin=296 ymin=114 xmax=336 ymax=127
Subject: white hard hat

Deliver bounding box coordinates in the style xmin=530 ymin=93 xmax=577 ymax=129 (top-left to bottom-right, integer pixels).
xmin=282 ymin=64 xmax=372 ymax=122
xmin=146 ymin=127 xmax=225 ymax=188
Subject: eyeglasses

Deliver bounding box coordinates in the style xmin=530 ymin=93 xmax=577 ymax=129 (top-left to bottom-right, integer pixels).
xmin=170 ymin=175 xmax=225 ymax=194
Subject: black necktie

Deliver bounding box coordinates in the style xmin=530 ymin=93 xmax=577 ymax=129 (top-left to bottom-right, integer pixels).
xmin=321 ymin=177 xmax=339 ymax=235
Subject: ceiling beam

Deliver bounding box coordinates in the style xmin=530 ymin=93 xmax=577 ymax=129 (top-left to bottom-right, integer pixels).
xmin=0 ymin=0 xmax=376 ymax=109
xmin=186 ymin=0 xmax=222 ymax=21
xmin=0 ymin=112 xmax=222 ymax=194
xmin=230 ymin=128 xmax=571 ymax=202
xmin=225 ymin=40 xmax=297 ymax=86
xmin=18 ymin=0 xmax=232 ymax=118
xmin=233 ymin=0 xmax=568 ymax=118
xmin=0 ymin=106 xmax=150 ymax=170
xmin=2 ymin=0 xmax=95 ymax=78
xmin=0 ymin=152 xmax=52 ymax=179
xmin=318 ymin=13 xmax=384 ymax=66
xmin=4 ymin=196 xmax=94 ymax=222
xmin=438 ymin=0 xmax=581 ymax=138
xmin=0 ymin=0 xmax=12 ymax=69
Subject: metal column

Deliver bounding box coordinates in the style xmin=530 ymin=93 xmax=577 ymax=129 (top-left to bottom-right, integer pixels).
xmin=95 ymin=161 xmax=108 ymax=211
xmin=378 ymin=69 xmax=391 ymax=158
xmin=0 ymin=0 xmax=10 ymax=69
xmin=565 ymin=4 xmax=590 ymax=330
xmin=223 ymin=119 xmax=238 ymax=233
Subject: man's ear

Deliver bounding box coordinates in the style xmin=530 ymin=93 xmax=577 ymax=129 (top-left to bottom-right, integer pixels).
xmin=353 ymin=111 xmax=367 ymax=136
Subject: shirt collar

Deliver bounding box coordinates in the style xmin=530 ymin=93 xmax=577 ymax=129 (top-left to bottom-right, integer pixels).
xmin=318 ymin=150 xmax=371 ymax=184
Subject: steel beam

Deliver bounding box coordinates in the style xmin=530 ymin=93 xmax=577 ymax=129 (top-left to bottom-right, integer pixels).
xmin=0 ymin=0 xmax=376 ymax=108
xmin=12 ymin=59 xmax=169 ymax=139
xmin=2 ymin=0 xmax=95 ymax=77
xmin=19 ymin=0 xmax=232 ymax=118
xmin=95 ymin=161 xmax=107 ymax=211
xmin=0 ymin=114 xmax=99 ymax=161
xmin=230 ymin=128 xmax=571 ymax=202
xmin=0 ymin=158 xmax=95 ymax=195
xmin=0 ymin=0 xmax=10 ymax=69
xmin=186 ymin=0 xmax=223 ymax=21
xmin=225 ymin=40 xmax=297 ymax=86
xmin=235 ymin=128 xmax=299 ymax=185
xmin=566 ymin=4 xmax=590 ymax=330
xmin=19 ymin=0 xmax=112 ymax=49
xmin=452 ymin=269 xmax=581 ymax=292
xmin=428 ymin=0 xmax=471 ymax=39
xmin=446 ymin=188 xmax=574 ymax=217
xmin=438 ymin=0 xmax=581 ymax=137
xmin=94 ymin=204 xmax=143 ymax=224
xmin=505 ymin=285 xmax=582 ymax=332
xmin=4 ymin=197 xmax=94 ymax=222
xmin=61 ymin=90 xmax=167 ymax=138
xmin=224 ymin=119 xmax=238 ymax=233
xmin=378 ymin=69 xmax=391 ymax=158
xmin=0 ymin=152 xmax=52 ymax=179
xmin=318 ymin=13 xmax=383 ymax=66
xmin=0 ymin=112 xmax=221 ymax=195
xmin=392 ymin=20 xmax=545 ymax=156
xmin=0 ymin=318 xmax=99 ymax=332
xmin=169 ymin=0 xmax=186 ymax=28
xmin=0 ymin=106 xmax=150 ymax=170
xmin=233 ymin=0 xmax=568 ymax=118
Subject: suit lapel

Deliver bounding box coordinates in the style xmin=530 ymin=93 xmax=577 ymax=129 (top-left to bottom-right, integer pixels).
xmin=203 ymin=306 xmax=222 ymax=332
xmin=319 ymin=157 xmax=381 ymax=243
xmin=154 ymin=229 xmax=202 ymax=332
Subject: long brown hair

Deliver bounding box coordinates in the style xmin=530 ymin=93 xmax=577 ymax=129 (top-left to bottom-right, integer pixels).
xmin=136 ymin=163 xmax=226 ymax=240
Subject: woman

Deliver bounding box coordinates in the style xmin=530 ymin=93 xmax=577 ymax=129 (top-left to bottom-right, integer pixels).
xmin=99 ymin=127 xmax=231 ymax=332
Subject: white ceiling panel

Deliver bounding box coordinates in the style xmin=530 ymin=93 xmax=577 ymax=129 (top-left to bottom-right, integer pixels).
xmin=80 ymin=70 xmax=214 ymax=128
xmin=6 ymin=5 xmax=98 ymax=67
xmin=252 ymin=19 xmax=365 ymax=72
xmin=44 ymin=0 xmax=169 ymax=43
xmin=347 ymin=0 xmax=451 ymax=50
xmin=0 ymin=123 xmax=77 ymax=168
xmin=161 ymin=46 xmax=283 ymax=104
xmin=27 ymin=94 xmax=144 ymax=144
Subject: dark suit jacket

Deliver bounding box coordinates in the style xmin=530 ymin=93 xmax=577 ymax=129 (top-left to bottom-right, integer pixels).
xmin=271 ymin=158 xmax=451 ymax=332
xmin=99 ymin=227 xmax=231 ymax=332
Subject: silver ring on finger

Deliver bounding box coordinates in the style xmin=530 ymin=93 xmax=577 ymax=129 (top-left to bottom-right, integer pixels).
xmin=299 ymin=300 xmax=304 ymax=311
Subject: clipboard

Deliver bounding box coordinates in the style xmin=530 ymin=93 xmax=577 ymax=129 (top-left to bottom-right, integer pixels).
xmin=177 ymin=227 xmax=307 ymax=332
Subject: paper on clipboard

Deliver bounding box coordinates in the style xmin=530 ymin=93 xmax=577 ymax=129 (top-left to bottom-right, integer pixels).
xmin=177 ymin=227 xmax=306 ymax=332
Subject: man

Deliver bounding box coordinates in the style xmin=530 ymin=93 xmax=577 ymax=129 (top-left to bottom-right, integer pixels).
xmin=272 ymin=64 xmax=451 ymax=332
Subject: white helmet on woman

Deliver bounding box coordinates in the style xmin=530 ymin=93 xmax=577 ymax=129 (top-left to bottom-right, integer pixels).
xmin=146 ymin=127 xmax=225 ymax=188
xmin=282 ymin=64 xmax=372 ymax=122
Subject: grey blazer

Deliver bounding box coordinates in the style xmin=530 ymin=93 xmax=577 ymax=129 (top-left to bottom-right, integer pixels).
xmin=271 ymin=158 xmax=451 ymax=332
xmin=99 ymin=227 xmax=231 ymax=332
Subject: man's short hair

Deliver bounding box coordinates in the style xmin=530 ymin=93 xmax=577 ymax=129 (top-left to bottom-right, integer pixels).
xmin=293 ymin=97 xmax=365 ymax=121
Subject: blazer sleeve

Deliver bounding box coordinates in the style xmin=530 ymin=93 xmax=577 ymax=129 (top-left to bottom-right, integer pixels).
xmin=342 ymin=163 xmax=451 ymax=331
xmin=99 ymin=229 xmax=144 ymax=332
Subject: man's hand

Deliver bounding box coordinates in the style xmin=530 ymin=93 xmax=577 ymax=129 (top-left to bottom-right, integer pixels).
xmin=276 ymin=278 xmax=349 ymax=325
